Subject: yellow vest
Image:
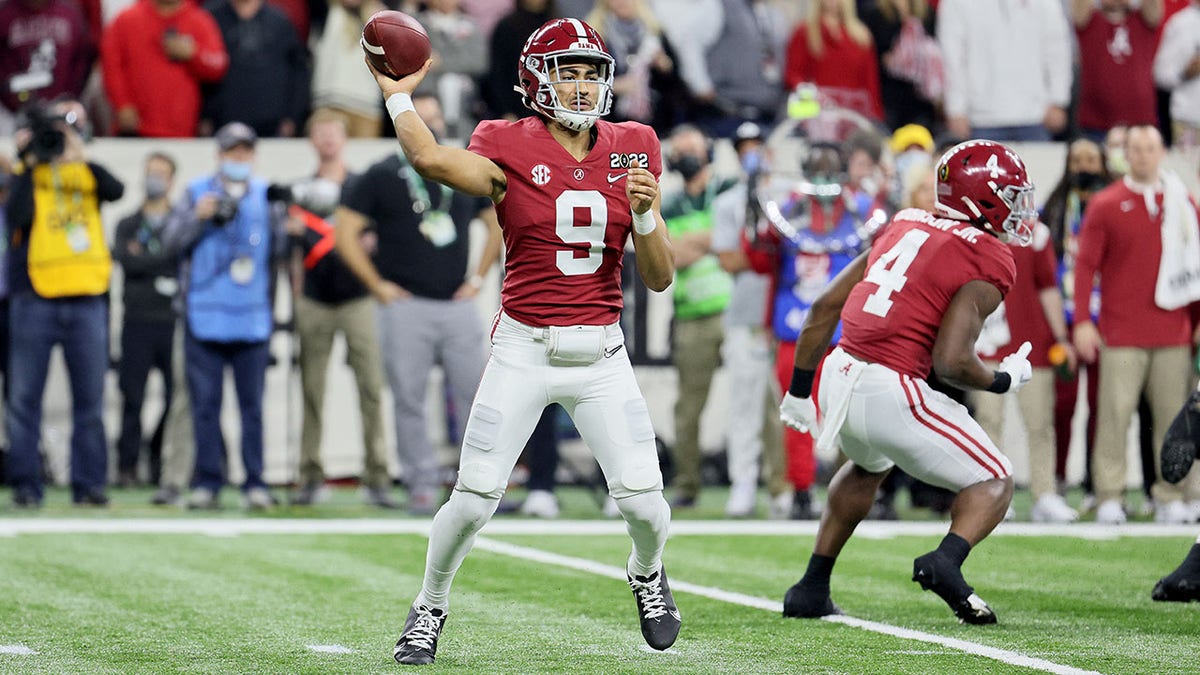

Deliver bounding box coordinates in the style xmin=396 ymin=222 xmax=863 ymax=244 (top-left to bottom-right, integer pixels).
xmin=28 ymin=162 xmax=112 ymax=298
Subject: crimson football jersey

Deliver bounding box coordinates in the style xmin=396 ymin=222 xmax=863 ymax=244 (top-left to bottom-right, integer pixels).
xmin=838 ymin=208 xmax=1016 ymax=379
xmin=468 ymin=117 xmax=662 ymax=327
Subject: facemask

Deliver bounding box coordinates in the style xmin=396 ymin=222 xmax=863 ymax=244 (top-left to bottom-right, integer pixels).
xmin=894 ymin=150 xmax=931 ymax=181
xmin=220 ymin=160 xmax=252 ymax=182
xmin=741 ymin=149 xmax=762 ymax=175
xmin=145 ymin=175 xmax=170 ymax=200
xmin=1067 ymin=171 xmax=1106 ymax=192
xmin=673 ymin=154 xmax=705 ymax=182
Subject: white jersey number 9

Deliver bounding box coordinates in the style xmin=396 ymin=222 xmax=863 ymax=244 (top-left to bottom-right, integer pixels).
xmin=555 ymin=190 xmax=607 ymax=276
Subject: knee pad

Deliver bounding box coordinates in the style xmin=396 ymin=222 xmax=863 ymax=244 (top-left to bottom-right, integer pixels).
xmin=456 ymin=461 xmax=505 ymax=499
xmin=443 ymin=489 xmax=500 ymax=533
xmin=606 ymin=458 xmax=663 ymax=500
xmin=614 ymin=490 xmax=670 ymax=529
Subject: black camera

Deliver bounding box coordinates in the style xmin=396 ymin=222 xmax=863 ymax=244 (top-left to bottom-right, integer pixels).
xmin=212 ymin=194 xmax=240 ymax=224
xmin=19 ymin=104 xmax=68 ymax=164
xmin=267 ymin=178 xmax=341 ymax=218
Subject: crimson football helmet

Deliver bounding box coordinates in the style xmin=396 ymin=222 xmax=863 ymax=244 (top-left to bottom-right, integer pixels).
xmin=934 ymin=140 xmax=1037 ymax=245
xmin=516 ymin=18 xmax=614 ymax=131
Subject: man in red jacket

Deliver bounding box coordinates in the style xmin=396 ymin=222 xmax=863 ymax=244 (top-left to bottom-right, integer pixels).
xmin=1073 ymin=124 xmax=1200 ymax=525
xmin=102 ymin=0 xmax=228 ymax=137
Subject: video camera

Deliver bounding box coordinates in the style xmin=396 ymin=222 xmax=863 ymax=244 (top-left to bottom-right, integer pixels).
xmin=18 ymin=103 xmax=74 ymax=164
xmin=266 ymin=178 xmax=341 ymax=218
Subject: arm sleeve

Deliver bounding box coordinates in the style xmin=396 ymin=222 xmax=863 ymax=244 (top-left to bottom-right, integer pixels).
xmin=5 ymin=171 xmax=34 ymax=236
xmin=100 ymin=18 xmax=132 ymax=112
xmin=937 ymin=0 xmax=969 ymax=118
xmin=1041 ymin=0 xmax=1073 ymax=107
xmin=88 ymin=163 xmax=125 ymax=203
xmin=656 ymin=1 xmax=721 ymax=95
xmin=1032 ymin=236 xmax=1059 ymax=291
xmin=1153 ymin=15 xmax=1190 ymax=88
xmin=186 ymin=11 xmax=230 ymax=83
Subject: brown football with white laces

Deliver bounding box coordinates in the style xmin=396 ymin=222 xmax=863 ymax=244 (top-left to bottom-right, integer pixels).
xmin=361 ymin=10 xmax=431 ymax=80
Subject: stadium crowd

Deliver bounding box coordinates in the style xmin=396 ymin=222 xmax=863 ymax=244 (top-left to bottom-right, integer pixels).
xmin=2 ymin=0 xmax=1200 ymax=528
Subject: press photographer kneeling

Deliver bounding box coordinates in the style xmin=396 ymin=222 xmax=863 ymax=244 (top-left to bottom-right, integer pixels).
xmin=5 ymin=100 xmax=124 ymax=508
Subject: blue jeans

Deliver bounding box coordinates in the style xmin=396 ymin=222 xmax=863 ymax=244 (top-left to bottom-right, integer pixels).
xmin=6 ymin=293 xmax=109 ymax=501
xmin=184 ymin=331 xmax=269 ymax=493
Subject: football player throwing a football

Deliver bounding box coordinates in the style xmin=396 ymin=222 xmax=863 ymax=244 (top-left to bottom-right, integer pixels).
xmin=367 ymin=18 xmax=679 ymax=664
xmin=778 ymin=140 xmax=1039 ymax=625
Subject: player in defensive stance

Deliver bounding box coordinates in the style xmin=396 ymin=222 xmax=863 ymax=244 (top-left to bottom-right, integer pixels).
xmin=368 ymin=18 xmax=679 ymax=664
xmin=778 ymin=140 xmax=1038 ymax=624
xmin=1153 ymin=384 xmax=1200 ymax=602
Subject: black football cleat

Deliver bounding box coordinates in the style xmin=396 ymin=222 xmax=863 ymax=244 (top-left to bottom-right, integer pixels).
xmin=782 ymin=581 xmax=843 ymax=618
xmin=393 ymin=604 xmax=446 ymax=665
xmin=628 ymin=568 xmax=681 ymax=650
xmin=1161 ymin=390 xmax=1200 ymax=484
xmin=912 ymin=552 xmax=997 ymax=625
xmin=1152 ymin=570 xmax=1200 ymax=603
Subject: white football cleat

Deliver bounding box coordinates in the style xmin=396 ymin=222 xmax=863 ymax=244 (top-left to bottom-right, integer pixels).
xmin=1155 ymin=499 xmax=1192 ymax=524
xmin=724 ymin=481 xmax=757 ymax=518
xmin=1095 ymin=499 xmax=1127 ymax=525
xmin=1030 ymin=494 xmax=1078 ymax=523
xmin=519 ymin=490 xmax=560 ymax=519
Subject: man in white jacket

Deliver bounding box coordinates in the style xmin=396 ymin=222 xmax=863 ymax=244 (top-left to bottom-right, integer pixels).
xmin=937 ymin=0 xmax=1073 ymax=142
xmin=1153 ymin=0 xmax=1200 ymax=149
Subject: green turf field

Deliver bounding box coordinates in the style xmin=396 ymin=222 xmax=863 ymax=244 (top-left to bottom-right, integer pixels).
xmin=0 ymin=486 xmax=1197 ymax=674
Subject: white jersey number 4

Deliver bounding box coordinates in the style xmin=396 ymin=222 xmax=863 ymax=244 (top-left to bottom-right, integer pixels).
xmin=862 ymin=229 xmax=931 ymax=317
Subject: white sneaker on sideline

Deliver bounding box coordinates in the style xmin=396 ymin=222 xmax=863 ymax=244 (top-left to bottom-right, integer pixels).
xmin=519 ymin=490 xmax=560 ymax=519
xmin=767 ymin=491 xmax=793 ymax=520
xmin=725 ymin=482 xmax=758 ymax=518
xmin=1031 ymin=494 xmax=1079 ymax=523
xmin=1155 ymin=499 xmax=1192 ymax=524
xmin=1188 ymin=500 xmax=1200 ymax=523
xmin=1095 ymin=499 xmax=1126 ymax=525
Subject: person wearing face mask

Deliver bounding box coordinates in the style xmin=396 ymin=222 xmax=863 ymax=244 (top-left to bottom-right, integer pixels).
xmin=660 ymin=123 xmax=736 ymax=509
xmin=112 ymin=152 xmax=181 ymax=489
xmin=163 ymin=122 xmax=290 ymax=511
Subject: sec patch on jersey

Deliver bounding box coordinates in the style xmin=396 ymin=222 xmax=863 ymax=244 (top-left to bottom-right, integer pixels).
xmin=361 ymin=10 xmax=431 ymax=80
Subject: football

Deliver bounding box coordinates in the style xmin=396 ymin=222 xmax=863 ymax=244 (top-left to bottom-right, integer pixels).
xmin=360 ymin=10 xmax=431 ymax=80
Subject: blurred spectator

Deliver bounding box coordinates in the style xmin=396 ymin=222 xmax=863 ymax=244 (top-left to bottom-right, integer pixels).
xmin=710 ymin=122 xmax=790 ymax=518
xmin=1072 ymin=125 xmax=1200 ymax=524
xmin=286 ymin=112 xmax=393 ymax=508
xmin=0 ymin=0 xmax=96 ymax=137
xmin=311 ymin=0 xmax=386 ymax=138
xmin=1040 ymin=139 xmax=1109 ymax=495
xmin=203 ymin=0 xmax=309 ymax=137
xmin=0 ymin=156 xmax=11 ymax=424
xmin=889 ymin=123 xmax=934 ymax=197
xmin=937 ymin=0 xmax=1072 ymax=142
xmin=6 ymin=101 xmax=122 ymax=508
xmin=1152 ymin=0 xmax=1200 ymax=149
xmin=859 ymin=0 xmax=940 ymax=132
xmin=335 ymin=96 xmax=501 ymax=515
xmin=164 ymin=122 xmax=288 ymax=510
xmin=102 ymin=0 xmax=229 ymax=138
xmin=512 ymin=404 xmax=565 ymax=518
xmin=1152 ymin=0 xmax=1193 ymax=146
xmin=557 ymin=0 xmax=596 ymax=17
xmin=481 ymin=0 xmax=555 ymax=120
xmin=460 ymin=0 xmax=513 ymax=40
xmin=112 ymin=152 xmax=180 ymax=488
xmin=416 ymin=0 xmax=488 ymax=140
xmin=268 ymin=0 xmax=310 ymax=42
xmin=585 ymin=0 xmax=673 ymax=125
xmin=968 ymin=221 xmax=1078 ymax=523
xmin=785 ymin=0 xmax=883 ymax=123
xmin=649 ymin=0 xmax=720 ymax=130
xmin=1072 ymin=0 xmax=1162 ymax=143
xmin=660 ymin=124 xmax=735 ymax=508
xmin=745 ymin=142 xmax=875 ymax=519
xmin=688 ymin=0 xmax=788 ymax=138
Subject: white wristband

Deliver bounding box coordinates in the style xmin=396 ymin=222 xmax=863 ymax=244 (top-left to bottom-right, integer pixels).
xmin=386 ymin=92 xmax=415 ymax=120
xmin=631 ymin=209 xmax=656 ymax=236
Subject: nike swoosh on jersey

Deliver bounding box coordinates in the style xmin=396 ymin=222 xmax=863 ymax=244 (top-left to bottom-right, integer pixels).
xmin=607 ymin=173 xmax=627 ymax=183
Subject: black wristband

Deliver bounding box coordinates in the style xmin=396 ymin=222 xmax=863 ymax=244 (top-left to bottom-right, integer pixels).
xmin=986 ymin=371 xmax=1011 ymax=394
xmin=789 ymin=367 xmax=816 ymax=398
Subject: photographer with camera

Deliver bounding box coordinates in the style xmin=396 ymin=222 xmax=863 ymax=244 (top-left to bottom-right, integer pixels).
xmin=5 ymin=101 xmax=123 ymax=508
xmin=162 ymin=122 xmax=289 ymax=511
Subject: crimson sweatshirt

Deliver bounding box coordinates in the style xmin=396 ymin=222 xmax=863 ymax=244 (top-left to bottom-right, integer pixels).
xmin=101 ymin=0 xmax=228 ymax=137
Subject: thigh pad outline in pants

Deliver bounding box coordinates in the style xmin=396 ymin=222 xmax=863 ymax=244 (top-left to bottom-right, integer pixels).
xmin=564 ymin=356 xmax=664 ymax=499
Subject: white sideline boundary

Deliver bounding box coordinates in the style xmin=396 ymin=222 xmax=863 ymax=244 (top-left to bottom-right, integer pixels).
xmin=0 ymin=518 xmax=1196 ymax=538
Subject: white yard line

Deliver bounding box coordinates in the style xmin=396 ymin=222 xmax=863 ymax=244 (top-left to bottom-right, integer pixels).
xmin=0 ymin=518 xmax=1194 ymax=539
xmin=304 ymin=644 xmax=354 ymax=654
xmin=472 ymin=537 xmax=1101 ymax=675
xmin=0 ymin=645 xmax=38 ymax=655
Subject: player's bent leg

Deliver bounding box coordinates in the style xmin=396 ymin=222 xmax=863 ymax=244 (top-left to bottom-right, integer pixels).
xmin=911 ymin=476 xmax=1013 ymax=625
xmin=614 ymin=490 xmax=679 ymax=650
xmin=783 ymin=462 xmax=887 ymax=619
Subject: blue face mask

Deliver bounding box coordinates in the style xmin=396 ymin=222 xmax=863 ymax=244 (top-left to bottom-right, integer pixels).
xmin=220 ymin=161 xmax=252 ymax=182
